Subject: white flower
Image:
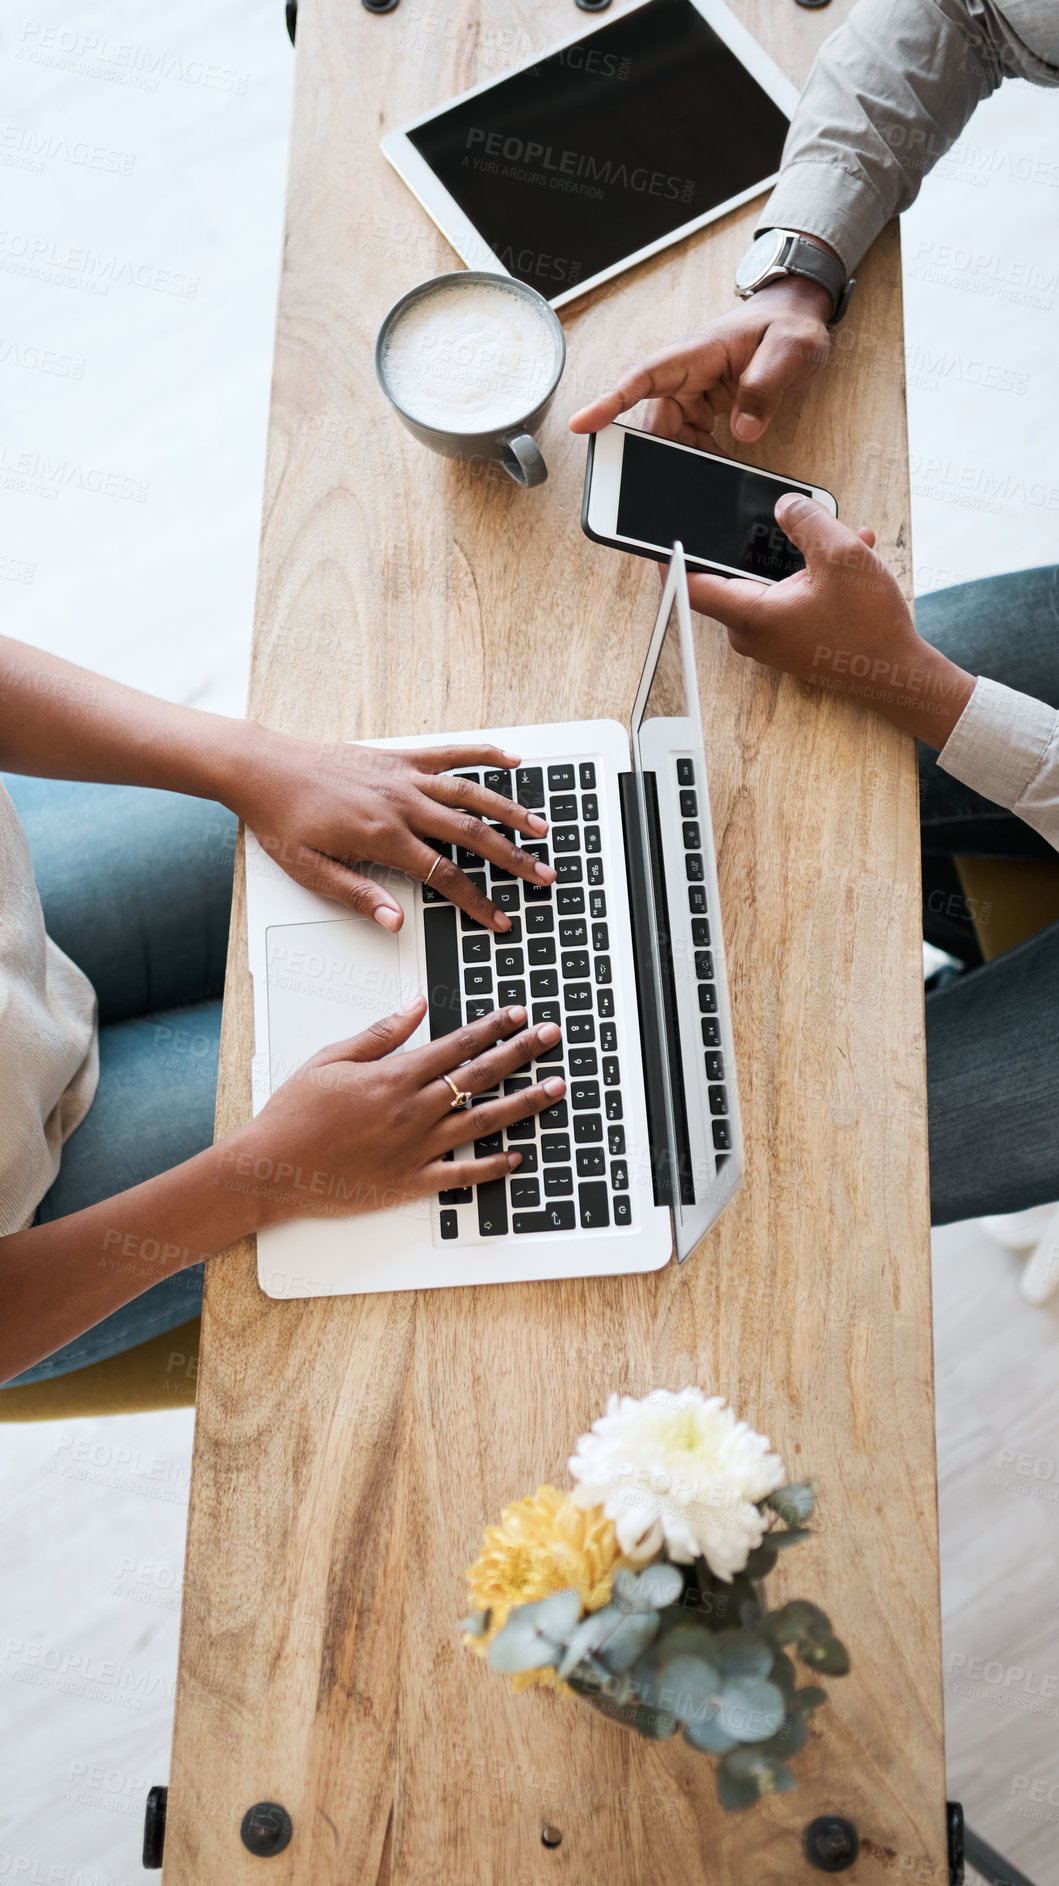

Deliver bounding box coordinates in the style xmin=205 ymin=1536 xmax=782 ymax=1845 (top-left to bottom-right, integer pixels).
xmin=568 ymin=1388 xmax=786 ymax=1581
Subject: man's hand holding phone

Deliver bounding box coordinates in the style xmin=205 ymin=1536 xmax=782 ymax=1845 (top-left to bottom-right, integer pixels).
xmin=692 ymin=495 xmax=976 ymax=750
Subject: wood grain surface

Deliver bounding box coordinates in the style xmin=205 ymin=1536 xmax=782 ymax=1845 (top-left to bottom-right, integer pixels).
xmin=164 ymin=2 xmax=946 ymax=1879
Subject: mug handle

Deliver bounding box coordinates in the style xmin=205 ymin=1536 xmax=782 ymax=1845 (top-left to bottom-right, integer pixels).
xmin=501 ymin=431 xmax=547 ymax=488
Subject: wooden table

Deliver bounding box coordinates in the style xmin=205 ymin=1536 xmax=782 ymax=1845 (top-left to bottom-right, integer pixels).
xmin=164 ymin=2 xmax=946 ymax=1879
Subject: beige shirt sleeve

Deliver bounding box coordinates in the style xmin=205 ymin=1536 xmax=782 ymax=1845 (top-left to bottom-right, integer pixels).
xmin=758 ymin=0 xmax=1059 ymax=275
xmin=938 ymin=675 xmax=1059 ymax=851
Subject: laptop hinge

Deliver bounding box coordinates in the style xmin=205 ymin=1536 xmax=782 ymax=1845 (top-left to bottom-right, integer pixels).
xmin=619 ymin=771 xmax=675 ymax=1210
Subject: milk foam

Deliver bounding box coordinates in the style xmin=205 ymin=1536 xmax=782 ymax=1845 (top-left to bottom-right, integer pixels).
xmin=382 ymin=281 xmax=558 ymax=433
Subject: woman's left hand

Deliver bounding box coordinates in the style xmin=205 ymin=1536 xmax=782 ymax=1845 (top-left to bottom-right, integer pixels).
xmin=225 ymin=730 xmax=555 ymax=933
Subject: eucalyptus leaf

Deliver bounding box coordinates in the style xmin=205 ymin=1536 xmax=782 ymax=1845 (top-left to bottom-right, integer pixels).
xmin=766 ymin=1481 xmax=816 ymax=1525
xmin=461 ymin=1610 xmax=491 ymax=1638
xmin=716 ymin=1764 xmax=759 ymax=1812
xmin=649 ymin=1652 xmax=722 ymax=1725
xmin=723 ymin=1746 xmax=798 ymax=1795
xmin=597 ymin=1610 xmax=662 ymax=1674
xmin=769 ymin=1527 xmax=812 ymax=1551
xmin=738 ymin=1598 xmax=765 ymax=1630
xmin=633 ymin=1704 xmax=678 ymax=1740
xmin=712 ymin=1633 xmax=773 ymax=1683
xmin=613 ymin=1563 xmax=684 ymax=1613
xmin=717 ymin=1676 xmax=786 ymax=1744
xmin=798 ymin=1633 xmax=850 ymax=1677
xmin=769 ymin=1651 xmax=798 ymax=1705
xmin=557 ymin=1607 xmax=623 ymax=1682
xmin=762 ymin=1599 xmax=831 ymax=1645
xmin=742 ymin=1543 xmax=778 ymax=1581
xmin=794 ymin=1684 xmax=828 ymax=1714
xmin=530 ymin=1589 xmax=585 ymax=1642
xmin=683 ymin=1713 xmax=738 ymax=1754
xmin=755 ymin=1712 xmax=808 ymax=1759
xmin=485 ymin=1588 xmax=583 ymax=1674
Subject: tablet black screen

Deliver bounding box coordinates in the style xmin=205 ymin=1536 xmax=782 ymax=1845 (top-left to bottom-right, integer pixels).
xmin=407 ymin=0 xmax=789 ymax=300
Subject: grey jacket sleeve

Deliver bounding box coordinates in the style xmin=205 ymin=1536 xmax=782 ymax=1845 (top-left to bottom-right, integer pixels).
xmin=758 ymin=0 xmax=1057 ymax=274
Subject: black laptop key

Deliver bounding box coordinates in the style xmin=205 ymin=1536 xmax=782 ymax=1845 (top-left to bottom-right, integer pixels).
xmin=571 ymin=1081 xmax=600 ymax=1110
xmin=699 ymin=984 xmax=718 ymax=1014
xmin=523 ymin=881 xmax=552 ymax=902
xmin=567 ymin=1015 xmax=595 ymax=1041
xmin=573 ymin=1114 xmax=603 ymax=1143
xmin=463 ymin=934 xmax=490 ymax=963
xmin=439 ymin=1209 xmax=459 ymax=1240
xmin=677 ymin=758 xmax=694 ymax=785
xmin=708 ymin=1084 xmax=729 ymax=1116
xmin=549 ymin=795 xmax=578 ymax=822
xmin=562 ymin=951 xmax=590 ymax=978
xmin=526 ymin=906 xmax=554 ymax=932
xmin=466 ymin=999 xmax=493 ymax=1021
xmin=465 ymin=966 xmax=492 ymax=996
xmin=457 ymin=843 xmax=484 ymax=870
xmin=559 ymin=921 xmax=587 ymax=948
xmin=587 ymin=858 xmax=604 ymax=885
xmin=422 ymin=881 xmax=446 ymax=904
xmin=510 ymin=1177 xmax=540 ymax=1208
xmin=613 ymin=1195 xmax=632 ymax=1226
xmin=505 ymin=1076 xmax=531 ymax=1094
xmin=705 ymin=1051 xmax=726 ymax=1082
xmin=688 ymin=886 xmax=707 ymax=913
xmin=686 ymin=854 xmax=704 ymax=882
xmin=516 ymin=1144 xmax=539 ymax=1172
xmin=579 ymin=761 xmax=596 ymax=789
xmin=692 ymin=916 xmax=710 ymax=947
xmin=544 ymin=1167 xmax=574 ymax=1196
xmin=540 ymin=1100 xmax=569 ymax=1130
xmin=592 ymin=923 xmax=609 ymax=951
xmin=423 ymin=904 xmax=460 ymax=1039
xmin=531 ymin=1000 xmax=562 ymax=1027
xmin=555 ymin=857 xmax=583 ymax=883
xmin=600 ymin=1021 xmax=617 ymax=1053
xmin=497 ymin=981 xmax=526 ymax=1007
xmin=489 ymin=859 xmax=515 ymax=882
xmin=610 ymin=1160 xmax=629 ymax=1192
xmin=496 ymin=947 xmax=524 ymax=977
xmin=576 ymin=1147 xmax=606 ymax=1177
xmin=569 ymin=1048 xmax=597 ymax=1075
xmin=506 ymin=1116 xmax=538 ymax=1140
xmin=564 ymin=985 xmax=593 ymax=1011
xmin=484 ymin=769 xmax=512 ymax=798
xmin=492 ymin=881 xmax=521 ymax=913
xmin=542 ymin=1133 xmax=570 ymax=1162
xmin=597 ymin=989 xmax=615 ymax=1018
xmin=581 ymin=792 xmax=599 ymax=821
xmin=594 ymin=956 xmax=612 ymax=985
xmin=605 ymin=1092 xmax=623 ymax=1121
xmin=701 ymin=1017 xmax=721 ymax=1047
xmin=557 ymin=888 xmax=585 ymax=914
xmin=712 ymin=1119 xmax=732 ymax=1151
xmin=475 ymin=1133 xmax=503 ymax=1156
xmin=578 ymin=1181 xmax=609 ymax=1229
xmin=477 ymin=1180 xmax=508 ymax=1237
xmin=516 ymin=766 xmax=545 ymax=808
xmin=531 ymin=969 xmax=559 ymax=998
xmin=584 ymin=826 xmax=601 ymax=854
xmin=608 ymin=1124 xmax=625 ymax=1155
xmin=589 ymin=890 xmax=606 ymax=919
xmin=528 ymin=937 xmax=556 ymax=964
xmin=679 ymin=790 xmax=697 ymax=818
xmin=513 ymin=1203 xmax=576 ymax=1234
xmin=548 ymin=764 xmax=575 ymax=791
xmin=439 ymin=1187 xmax=472 ymax=1205
xmin=695 ymin=951 xmax=714 ymax=980
xmin=602 ymin=1056 xmax=620 ymax=1086
xmin=683 ymin=822 xmax=702 ymax=849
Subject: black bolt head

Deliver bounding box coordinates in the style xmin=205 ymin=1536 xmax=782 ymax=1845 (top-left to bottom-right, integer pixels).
xmin=803 ymin=1816 xmax=860 ymax=1872
xmin=240 ymin=1802 xmax=294 ymax=1857
xmin=575 ymin=0 xmax=612 ymax=11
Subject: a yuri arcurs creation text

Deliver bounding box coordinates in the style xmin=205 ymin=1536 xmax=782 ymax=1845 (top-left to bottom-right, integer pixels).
xmin=462 ymin=1387 xmax=850 ymax=1813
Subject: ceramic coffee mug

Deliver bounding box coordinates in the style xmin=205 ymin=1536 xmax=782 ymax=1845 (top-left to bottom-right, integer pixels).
xmin=375 ymin=271 xmax=566 ymax=488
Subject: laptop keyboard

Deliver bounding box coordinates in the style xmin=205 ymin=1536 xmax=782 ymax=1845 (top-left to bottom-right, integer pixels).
xmin=677 ymin=757 xmax=731 ymax=1160
xmin=421 ymin=760 xmax=632 ymax=1243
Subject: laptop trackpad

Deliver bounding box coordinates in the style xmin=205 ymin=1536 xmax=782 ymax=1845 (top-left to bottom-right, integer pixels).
xmin=265 ymin=917 xmax=409 ymax=1091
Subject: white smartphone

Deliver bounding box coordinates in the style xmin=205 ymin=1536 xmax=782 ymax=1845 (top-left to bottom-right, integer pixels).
xmin=582 ymin=423 xmax=838 ymax=584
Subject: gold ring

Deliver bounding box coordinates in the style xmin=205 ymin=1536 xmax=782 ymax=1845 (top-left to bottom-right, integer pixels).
xmin=424 ymin=855 xmax=442 ymax=887
xmin=442 ymin=1073 xmax=473 ymax=1112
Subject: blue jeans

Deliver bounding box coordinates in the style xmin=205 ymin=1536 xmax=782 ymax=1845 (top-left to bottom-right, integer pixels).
xmin=2 ymin=777 xmax=237 ymax=1385
xmin=919 ymin=566 xmax=1059 ymax=1223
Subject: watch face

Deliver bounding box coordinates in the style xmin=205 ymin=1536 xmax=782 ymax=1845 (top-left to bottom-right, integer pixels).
xmin=735 ymin=228 xmax=786 ymax=293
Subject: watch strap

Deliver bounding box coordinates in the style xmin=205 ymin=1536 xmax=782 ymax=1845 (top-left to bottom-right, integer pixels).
xmin=777 ymin=233 xmax=852 ymax=326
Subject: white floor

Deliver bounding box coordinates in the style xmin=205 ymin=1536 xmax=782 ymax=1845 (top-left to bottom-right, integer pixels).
xmin=0 ymin=5 xmax=1057 ymax=1880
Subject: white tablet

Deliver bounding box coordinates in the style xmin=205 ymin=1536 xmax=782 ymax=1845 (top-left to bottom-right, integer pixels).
xmin=381 ymin=0 xmax=799 ymax=309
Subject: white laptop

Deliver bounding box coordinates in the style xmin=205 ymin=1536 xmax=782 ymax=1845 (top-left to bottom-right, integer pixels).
xmin=246 ymin=545 xmax=742 ymax=1299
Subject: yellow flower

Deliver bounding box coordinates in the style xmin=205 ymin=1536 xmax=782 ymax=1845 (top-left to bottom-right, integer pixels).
xmin=464 ymin=1485 xmax=624 ymax=1687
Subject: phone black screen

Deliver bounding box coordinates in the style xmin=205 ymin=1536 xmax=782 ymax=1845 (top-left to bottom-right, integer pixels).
xmin=615 ymin=429 xmax=813 ymax=580
xmin=407 ymin=0 xmax=789 ymax=300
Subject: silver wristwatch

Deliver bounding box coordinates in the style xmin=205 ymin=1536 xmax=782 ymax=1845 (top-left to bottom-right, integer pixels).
xmin=735 ymin=228 xmax=854 ymax=327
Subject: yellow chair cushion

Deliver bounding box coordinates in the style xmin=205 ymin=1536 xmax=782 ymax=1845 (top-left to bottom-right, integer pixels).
xmin=0 ymin=1318 xmax=200 ymax=1423
xmin=955 ymin=856 xmax=1059 ymax=963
